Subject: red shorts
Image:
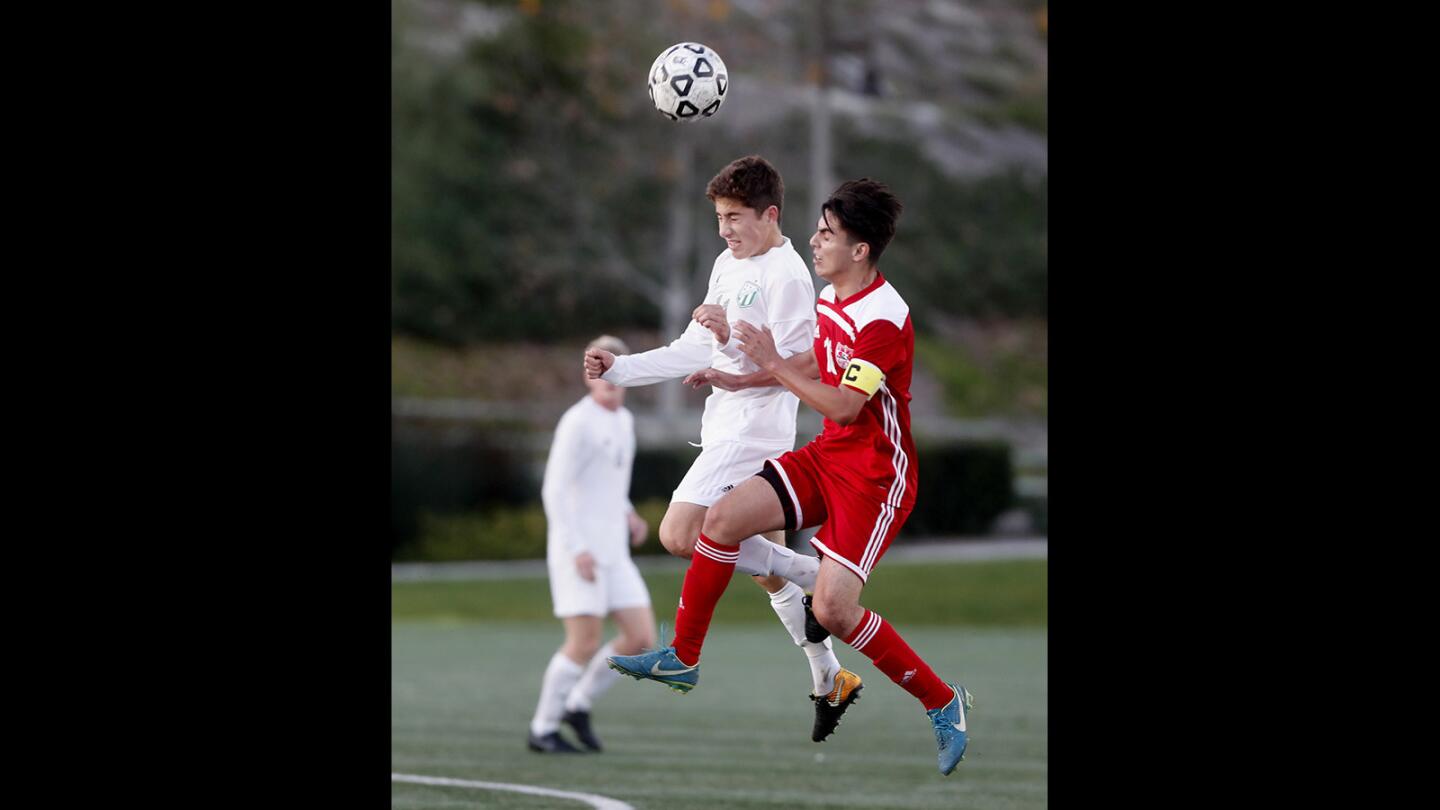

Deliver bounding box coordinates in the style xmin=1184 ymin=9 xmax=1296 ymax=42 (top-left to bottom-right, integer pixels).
xmin=763 ymin=444 xmax=910 ymax=583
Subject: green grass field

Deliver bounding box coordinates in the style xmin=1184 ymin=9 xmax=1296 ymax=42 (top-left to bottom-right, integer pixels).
xmin=392 ymin=559 xmax=1047 ymax=809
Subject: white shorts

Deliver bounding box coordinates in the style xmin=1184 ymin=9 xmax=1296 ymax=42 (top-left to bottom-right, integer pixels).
xmin=548 ymin=555 xmax=652 ymax=618
xmin=671 ymin=439 xmax=793 ymax=508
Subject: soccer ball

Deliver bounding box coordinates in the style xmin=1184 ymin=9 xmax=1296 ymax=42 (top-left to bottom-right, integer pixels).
xmin=647 ymin=42 xmax=728 ymax=122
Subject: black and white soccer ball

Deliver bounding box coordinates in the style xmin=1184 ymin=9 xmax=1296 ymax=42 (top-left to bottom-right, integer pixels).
xmin=647 ymin=42 xmax=728 ymax=122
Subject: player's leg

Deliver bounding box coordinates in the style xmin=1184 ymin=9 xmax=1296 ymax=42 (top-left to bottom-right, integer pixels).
xmin=658 ymin=501 xmax=707 ymax=558
xmin=812 ymin=558 xmax=973 ymax=774
xmin=559 ymin=615 xmax=603 ymax=666
xmin=749 ymin=529 xmax=843 ymax=702
xmin=608 ymin=604 xmax=657 ymax=655
xmin=666 ymin=439 xmax=842 ymax=727
xmin=736 ymin=530 xmax=820 ymax=589
xmin=665 ymin=444 xmax=816 ymax=583
xmin=608 ymin=476 xmax=787 ymax=689
xmin=562 ymin=604 xmax=655 ymax=752
xmin=659 ymin=475 xmax=787 ymax=668
xmin=529 ymin=614 xmax=600 ymax=753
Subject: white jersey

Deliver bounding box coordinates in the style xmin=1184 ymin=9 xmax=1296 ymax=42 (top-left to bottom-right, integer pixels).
xmin=602 ymin=236 xmax=816 ymax=447
xmin=542 ymin=396 xmax=636 ymax=566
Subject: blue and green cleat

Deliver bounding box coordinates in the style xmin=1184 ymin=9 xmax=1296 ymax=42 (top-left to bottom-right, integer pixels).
xmin=606 ymin=646 xmax=699 ymax=694
xmin=927 ymin=683 xmax=975 ymax=776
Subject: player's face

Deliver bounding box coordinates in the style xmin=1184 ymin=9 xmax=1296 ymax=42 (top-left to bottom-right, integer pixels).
xmin=586 ymin=376 xmax=624 ymax=410
xmin=714 ymin=197 xmax=775 ymax=260
xmin=809 ymin=210 xmax=859 ymax=280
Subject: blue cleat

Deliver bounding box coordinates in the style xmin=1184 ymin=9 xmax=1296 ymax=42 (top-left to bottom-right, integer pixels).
xmin=606 ymin=646 xmax=699 ymax=694
xmin=926 ymin=683 xmax=975 ymax=776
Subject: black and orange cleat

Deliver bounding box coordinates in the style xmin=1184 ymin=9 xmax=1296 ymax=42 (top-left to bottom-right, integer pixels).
xmin=810 ymin=667 xmax=863 ymax=742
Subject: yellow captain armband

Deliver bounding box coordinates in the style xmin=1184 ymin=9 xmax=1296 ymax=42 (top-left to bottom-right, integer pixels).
xmin=841 ymin=358 xmax=886 ymax=398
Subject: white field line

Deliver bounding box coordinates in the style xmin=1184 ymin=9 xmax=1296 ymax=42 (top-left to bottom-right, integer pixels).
xmin=392 ymin=772 xmax=635 ymax=810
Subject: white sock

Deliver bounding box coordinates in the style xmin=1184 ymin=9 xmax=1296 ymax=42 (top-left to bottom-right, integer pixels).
xmin=736 ymin=536 xmax=820 ymax=590
xmin=529 ymin=651 xmax=584 ymax=737
xmin=564 ymin=641 xmax=621 ymax=714
xmin=768 ymin=581 xmax=840 ymax=695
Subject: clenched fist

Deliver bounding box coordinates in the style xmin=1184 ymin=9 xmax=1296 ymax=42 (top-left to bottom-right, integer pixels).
xmin=692 ymin=303 xmax=730 ymax=344
xmin=584 ymin=347 xmax=615 ymax=380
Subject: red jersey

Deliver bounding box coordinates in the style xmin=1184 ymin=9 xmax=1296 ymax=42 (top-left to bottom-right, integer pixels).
xmin=808 ymin=273 xmax=918 ymax=512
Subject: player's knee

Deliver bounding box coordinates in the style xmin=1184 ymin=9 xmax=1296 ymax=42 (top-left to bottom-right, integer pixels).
xmin=658 ymin=524 xmax=695 ymax=558
xmin=563 ymin=637 xmax=601 ymax=662
xmin=700 ymin=500 xmax=742 ymax=544
xmin=615 ymin=630 xmax=655 ymax=656
xmin=811 ymin=595 xmax=859 ymax=638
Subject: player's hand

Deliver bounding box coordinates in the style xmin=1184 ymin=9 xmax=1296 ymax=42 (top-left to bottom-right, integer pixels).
xmin=733 ymin=321 xmax=781 ymax=368
xmin=584 ymin=348 xmax=615 ymax=380
xmin=683 ymin=368 xmax=746 ymax=391
xmin=692 ymin=304 xmax=730 ymax=344
xmin=627 ymin=511 xmax=648 ymax=547
xmin=575 ymin=551 xmax=597 ymax=582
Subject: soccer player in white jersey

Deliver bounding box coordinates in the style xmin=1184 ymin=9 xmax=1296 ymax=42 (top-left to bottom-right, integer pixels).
xmin=528 ymin=335 xmax=657 ymax=754
xmin=584 ymin=156 xmax=863 ymax=741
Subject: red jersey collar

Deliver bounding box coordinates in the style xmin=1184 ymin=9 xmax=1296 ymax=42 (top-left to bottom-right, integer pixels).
xmin=836 ymin=271 xmax=886 ymax=308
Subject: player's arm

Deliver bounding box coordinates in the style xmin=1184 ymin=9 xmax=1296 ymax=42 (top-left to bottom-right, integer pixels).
xmin=590 ymin=270 xmax=727 ymax=385
xmin=540 ymin=415 xmax=594 ymax=565
xmin=682 ymin=350 xmax=817 ymax=390
xmin=585 ymin=323 xmax=714 ymax=386
xmin=686 ymin=284 xmax=819 ymax=389
xmin=627 ymin=508 xmax=648 ymax=547
xmin=734 ymin=321 xmax=868 ymax=425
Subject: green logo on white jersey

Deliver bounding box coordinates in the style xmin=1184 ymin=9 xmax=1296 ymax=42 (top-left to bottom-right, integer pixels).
xmin=737 ymin=281 xmax=760 ymax=308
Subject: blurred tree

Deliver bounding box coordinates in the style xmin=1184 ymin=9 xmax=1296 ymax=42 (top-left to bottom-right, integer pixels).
xmin=392 ymin=0 xmax=1049 ymax=343
xmin=392 ymin=0 xmax=680 ymax=344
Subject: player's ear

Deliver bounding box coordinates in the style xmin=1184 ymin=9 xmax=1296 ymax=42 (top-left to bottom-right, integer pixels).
xmin=852 ymin=241 xmax=870 ymax=263
xmin=765 ymin=205 xmax=779 ymax=224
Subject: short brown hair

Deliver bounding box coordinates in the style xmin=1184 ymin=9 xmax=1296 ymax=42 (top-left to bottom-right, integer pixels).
xmin=705 ymin=155 xmax=784 ymax=216
xmin=821 ymin=178 xmax=903 ymax=265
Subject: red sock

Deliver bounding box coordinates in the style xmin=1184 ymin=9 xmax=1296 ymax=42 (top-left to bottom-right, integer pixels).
xmin=843 ymin=609 xmax=954 ymax=710
xmin=669 ymin=533 xmax=739 ymax=666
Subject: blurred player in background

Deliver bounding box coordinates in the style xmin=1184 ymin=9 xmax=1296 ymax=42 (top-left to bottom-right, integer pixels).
xmin=528 ymin=335 xmax=656 ymax=754
xmin=609 ymin=179 xmax=975 ymax=776
xmin=585 ymin=155 xmax=862 ymax=742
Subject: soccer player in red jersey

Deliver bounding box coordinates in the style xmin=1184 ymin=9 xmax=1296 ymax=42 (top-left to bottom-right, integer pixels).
xmin=609 ymin=179 xmax=974 ymax=775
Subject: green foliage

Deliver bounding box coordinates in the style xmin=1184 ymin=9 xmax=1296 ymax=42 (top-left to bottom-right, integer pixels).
xmin=389 ymin=413 xmax=700 ymax=560
xmin=411 ymin=506 xmax=548 ymax=561
xmin=976 ymin=91 xmax=1048 ymax=135
xmin=1019 ymin=493 xmax=1048 ymax=534
xmin=402 ymin=497 xmax=674 ymax=563
xmin=902 ymin=441 xmax=1015 ymax=537
xmin=394 ymin=437 xmax=1017 ymax=562
xmin=914 ymin=327 xmax=1047 ymax=418
xmin=630 ymin=446 xmax=702 ymax=503
xmin=392 ymin=0 xmax=670 ymax=344
xmin=390 ymin=421 xmax=534 ymax=555
xmin=392 ymin=1 xmax=1048 ymax=343
xmin=834 ymin=129 xmax=1048 ymax=321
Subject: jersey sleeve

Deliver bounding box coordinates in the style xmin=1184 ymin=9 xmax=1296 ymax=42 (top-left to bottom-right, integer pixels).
xmin=605 ymin=257 xmax=723 ymax=384
xmin=604 ymin=323 xmax=714 ymax=385
xmin=766 ymin=274 xmax=817 ymax=359
xmin=840 ymin=320 xmax=904 ymax=399
xmin=540 ymin=410 xmax=591 ymax=556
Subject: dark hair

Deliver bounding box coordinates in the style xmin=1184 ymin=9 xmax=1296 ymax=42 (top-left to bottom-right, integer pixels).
xmin=706 ymin=155 xmax=784 ymax=215
xmin=821 ymin=178 xmax=903 ymax=265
